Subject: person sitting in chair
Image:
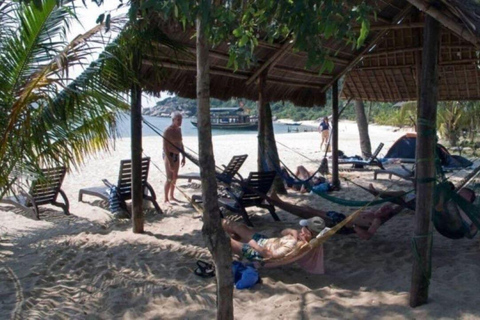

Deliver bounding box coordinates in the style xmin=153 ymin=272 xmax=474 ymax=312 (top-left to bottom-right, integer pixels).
xmin=222 ymin=217 xmax=329 ymax=273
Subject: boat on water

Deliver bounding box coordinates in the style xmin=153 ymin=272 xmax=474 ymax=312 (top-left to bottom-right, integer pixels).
xmin=191 ymin=107 xmax=258 ymax=130
xmin=282 ymin=121 xmax=301 ymax=126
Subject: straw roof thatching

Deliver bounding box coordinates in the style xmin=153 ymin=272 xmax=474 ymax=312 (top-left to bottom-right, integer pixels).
xmin=140 ymin=0 xmax=480 ymax=106
xmin=342 ymin=0 xmax=480 ymax=102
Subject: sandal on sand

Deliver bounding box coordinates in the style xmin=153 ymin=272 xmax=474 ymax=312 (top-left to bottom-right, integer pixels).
xmin=194 ymin=260 xmax=215 ymax=278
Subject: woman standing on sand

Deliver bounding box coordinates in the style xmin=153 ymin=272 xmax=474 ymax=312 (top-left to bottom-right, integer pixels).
xmin=163 ymin=112 xmax=186 ymax=203
xmin=318 ymin=117 xmax=330 ymax=151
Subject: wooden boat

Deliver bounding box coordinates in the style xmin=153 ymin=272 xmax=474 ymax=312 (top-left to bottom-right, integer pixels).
xmin=191 ymin=107 xmax=258 ymax=130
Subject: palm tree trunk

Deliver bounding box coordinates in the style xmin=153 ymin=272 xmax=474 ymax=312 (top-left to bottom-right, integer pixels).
xmin=196 ymin=14 xmax=234 ymax=320
xmin=257 ymin=72 xmax=267 ymax=172
xmin=354 ymin=100 xmax=372 ymax=159
xmin=131 ymin=51 xmax=144 ymax=234
xmin=264 ymin=102 xmax=287 ymax=194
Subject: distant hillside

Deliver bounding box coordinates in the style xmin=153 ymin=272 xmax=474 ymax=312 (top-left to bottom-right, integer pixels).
xmin=142 ymin=96 xmax=329 ymax=121
xmin=142 ymin=95 xmax=401 ymax=124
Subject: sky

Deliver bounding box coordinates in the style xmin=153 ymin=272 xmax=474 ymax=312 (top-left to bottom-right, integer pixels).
xmin=69 ymin=2 xmax=174 ymax=108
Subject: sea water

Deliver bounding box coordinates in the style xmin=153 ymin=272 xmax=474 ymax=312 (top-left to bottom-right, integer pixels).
xmin=116 ymin=113 xmax=312 ymax=138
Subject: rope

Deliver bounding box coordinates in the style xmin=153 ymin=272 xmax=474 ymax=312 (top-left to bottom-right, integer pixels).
xmin=411 ymin=232 xmax=433 ymax=286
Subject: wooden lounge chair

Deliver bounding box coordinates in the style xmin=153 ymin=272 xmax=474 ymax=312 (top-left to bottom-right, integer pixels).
xmin=178 ymin=154 xmax=248 ymax=185
xmin=218 ymin=171 xmax=280 ymax=227
xmin=0 ymin=167 xmax=69 ymax=220
xmin=339 ymin=143 xmax=385 ymax=170
xmin=374 ymin=165 xmax=415 ymax=182
xmin=78 ymin=157 xmax=162 ymax=214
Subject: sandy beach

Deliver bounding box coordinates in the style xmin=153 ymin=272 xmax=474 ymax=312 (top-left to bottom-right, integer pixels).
xmin=1 ymin=120 xmax=480 ymax=319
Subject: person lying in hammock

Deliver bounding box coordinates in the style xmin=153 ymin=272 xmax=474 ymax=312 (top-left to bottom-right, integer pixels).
xmin=435 ymin=187 xmax=477 ymax=239
xmin=368 ymin=183 xmax=478 ymax=239
xmin=222 ymin=217 xmax=329 ymax=273
xmin=281 ymin=165 xmax=326 ymax=193
xmin=266 ymin=191 xmax=409 ymax=240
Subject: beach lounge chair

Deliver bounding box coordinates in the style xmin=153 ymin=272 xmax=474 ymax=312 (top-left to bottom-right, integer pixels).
xmin=178 ymin=154 xmax=248 ymax=185
xmin=374 ymin=165 xmax=415 ymax=182
xmin=218 ymin=171 xmax=279 ymax=227
xmin=339 ymin=143 xmax=385 ymax=170
xmin=78 ymin=157 xmax=162 ymax=214
xmin=0 ymin=167 xmax=69 ymax=220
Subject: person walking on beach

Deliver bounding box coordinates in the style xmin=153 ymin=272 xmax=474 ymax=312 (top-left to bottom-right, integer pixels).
xmin=318 ymin=117 xmax=330 ymax=151
xmin=163 ymin=111 xmax=186 ymax=203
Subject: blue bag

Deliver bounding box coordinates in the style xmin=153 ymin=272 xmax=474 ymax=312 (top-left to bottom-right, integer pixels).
xmin=232 ymin=261 xmax=260 ymax=290
xmin=312 ymin=182 xmax=330 ymax=193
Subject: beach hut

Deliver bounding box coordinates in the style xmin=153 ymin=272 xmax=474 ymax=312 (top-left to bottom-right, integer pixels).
xmin=126 ymin=0 xmax=480 ymax=309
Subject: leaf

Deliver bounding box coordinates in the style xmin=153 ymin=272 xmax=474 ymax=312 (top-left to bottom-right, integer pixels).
xmin=96 ymin=13 xmax=105 ymax=24
xmin=239 ymin=35 xmax=248 ymax=47
xmin=105 ymin=14 xmax=110 ymax=32
xmin=356 ymin=20 xmax=370 ymax=48
xmin=324 ymin=23 xmax=334 ymax=39
xmin=32 ymin=0 xmax=43 ymax=10
xmin=233 ymin=27 xmax=242 ymax=37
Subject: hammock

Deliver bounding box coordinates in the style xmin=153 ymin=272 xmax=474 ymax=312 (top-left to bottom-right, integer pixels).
xmin=274 ymin=159 xmax=409 ymax=207
xmin=433 ymin=181 xmax=480 ymax=239
xmin=262 ymin=204 xmax=364 ymax=267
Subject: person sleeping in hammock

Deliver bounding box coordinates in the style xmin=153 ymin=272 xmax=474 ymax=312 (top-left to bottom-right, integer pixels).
xmin=435 ymin=187 xmax=478 ymax=239
xmin=368 ymin=183 xmax=478 ymax=239
xmin=222 ymin=217 xmax=329 ymax=274
xmin=281 ymin=165 xmax=326 ymax=193
xmin=266 ymin=190 xmax=410 ymax=240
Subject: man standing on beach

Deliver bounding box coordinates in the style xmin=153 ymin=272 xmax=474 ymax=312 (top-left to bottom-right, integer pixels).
xmin=318 ymin=117 xmax=330 ymax=151
xmin=163 ymin=111 xmax=186 ymax=203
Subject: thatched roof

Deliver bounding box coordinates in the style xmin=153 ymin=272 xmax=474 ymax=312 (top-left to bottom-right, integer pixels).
xmin=140 ymin=0 xmax=480 ymax=106
xmin=342 ymin=0 xmax=480 ymax=102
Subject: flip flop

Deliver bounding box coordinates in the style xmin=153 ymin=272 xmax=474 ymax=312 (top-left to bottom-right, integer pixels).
xmin=194 ymin=260 xmax=215 ymax=278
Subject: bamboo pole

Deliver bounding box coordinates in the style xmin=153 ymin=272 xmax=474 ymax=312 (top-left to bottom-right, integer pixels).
xmin=410 ymin=14 xmax=440 ymax=308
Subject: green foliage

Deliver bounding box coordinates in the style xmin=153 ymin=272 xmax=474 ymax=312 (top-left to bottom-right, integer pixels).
xmin=0 ymin=0 xmax=129 ymax=197
xmin=126 ymin=0 xmax=373 ymax=73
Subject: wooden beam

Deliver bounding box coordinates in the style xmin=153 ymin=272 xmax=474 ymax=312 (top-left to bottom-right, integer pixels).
xmin=379 ymin=0 xmax=403 ymax=11
xmin=246 ymin=40 xmax=294 ymax=85
xmin=365 ymin=47 xmax=422 ymax=58
xmin=143 ymin=60 xmax=327 ymax=89
xmin=321 ymin=4 xmax=413 ymax=92
xmin=353 ymin=22 xmax=425 ymax=32
xmin=406 ymin=0 xmax=480 ymax=48
xmin=410 ymin=14 xmax=440 ymax=308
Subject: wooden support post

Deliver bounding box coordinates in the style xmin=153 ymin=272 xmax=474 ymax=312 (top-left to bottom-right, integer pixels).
xmin=131 ymin=52 xmax=144 ymax=234
xmin=331 ymin=80 xmax=340 ymax=189
xmin=196 ymin=13 xmax=234 ymax=319
xmin=410 ymin=14 xmax=440 ymax=308
xmin=257 ymin=71 xmax=267 ymax=172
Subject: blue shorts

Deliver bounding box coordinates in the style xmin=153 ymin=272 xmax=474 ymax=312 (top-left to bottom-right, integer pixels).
xmin=241 ymin=233 xmax=268 ymax=262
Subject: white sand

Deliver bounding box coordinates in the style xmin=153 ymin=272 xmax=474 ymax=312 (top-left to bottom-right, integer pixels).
xmin=1 ymin=121 xmax=480 ymax=319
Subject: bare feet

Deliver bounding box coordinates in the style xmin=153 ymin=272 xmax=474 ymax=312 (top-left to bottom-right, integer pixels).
xmin=170 ymin=197 xmax=183 ymax=203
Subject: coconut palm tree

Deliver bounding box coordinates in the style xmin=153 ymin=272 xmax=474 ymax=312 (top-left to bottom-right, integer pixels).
xmin=0 ymin=0 xmax=129 ymax=197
